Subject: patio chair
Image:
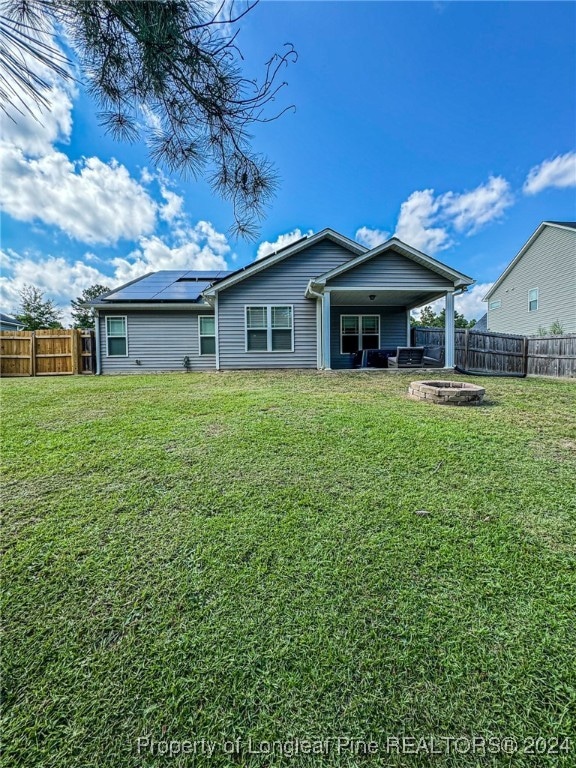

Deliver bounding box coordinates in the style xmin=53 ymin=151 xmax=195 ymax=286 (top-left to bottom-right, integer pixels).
xmin=387 ymin=347 xmax=425 ymax=368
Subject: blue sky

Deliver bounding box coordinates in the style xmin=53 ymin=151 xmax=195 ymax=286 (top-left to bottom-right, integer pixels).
xmin=1 ymin=1 xmax=575 ymax=322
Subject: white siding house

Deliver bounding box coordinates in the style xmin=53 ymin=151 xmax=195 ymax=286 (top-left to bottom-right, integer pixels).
xmin=484 ymin=222 xmax=576 ymax=335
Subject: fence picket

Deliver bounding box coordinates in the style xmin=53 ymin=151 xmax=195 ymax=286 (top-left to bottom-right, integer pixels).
xmin=1 ymin=329 xmax=95 ymax=377
xmin=413 ymin=328 xmax=576 ymax=378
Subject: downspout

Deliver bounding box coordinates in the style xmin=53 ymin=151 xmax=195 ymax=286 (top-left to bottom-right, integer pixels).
xmin=94 ymin=309 xmax=102 ymax=375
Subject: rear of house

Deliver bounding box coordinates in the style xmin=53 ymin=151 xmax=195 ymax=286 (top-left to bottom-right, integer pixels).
xmin=92 ymin=229 xmax=473 ymax=373
xmin=484 ymin=222 xmax=576 ymax=335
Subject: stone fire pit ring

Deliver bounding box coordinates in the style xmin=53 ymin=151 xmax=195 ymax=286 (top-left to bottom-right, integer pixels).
xmin=408 ymin=380 xmax=485 ymax=406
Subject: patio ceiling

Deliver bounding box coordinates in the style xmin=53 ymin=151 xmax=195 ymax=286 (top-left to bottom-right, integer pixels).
xmin=329 ymin=289 xmax=448 ymax=308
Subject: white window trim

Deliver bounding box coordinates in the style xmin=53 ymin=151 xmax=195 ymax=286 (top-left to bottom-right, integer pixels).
xmin=340 ymin=314 xmax=380 ymax=355
xmin=106 ymin=315 xmax=128 ymax=357
xmin=528 ymin=288 xmax=539 ymax=312
xmin=198 ymin=314 xmax=216 ymax=356
xmin=489 ymin=299 xmax=501 ymax=310
xmin=244 ymin=305 xmax=294 ymax=353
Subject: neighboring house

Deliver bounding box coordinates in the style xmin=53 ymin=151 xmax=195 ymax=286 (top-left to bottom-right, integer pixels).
xmin=0 ymin=312 xmax=24 ymax=331
xmin=474 ymin=313 xmax=488 ymax=331
xmin=90 ymin=229 xmax=474 ymax=374
xmin=484 ymin=221 xmax=576 ymax=335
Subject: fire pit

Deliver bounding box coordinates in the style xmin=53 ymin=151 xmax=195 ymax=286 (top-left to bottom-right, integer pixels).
xmin=408 ymin=380 xmax=485 ymax=406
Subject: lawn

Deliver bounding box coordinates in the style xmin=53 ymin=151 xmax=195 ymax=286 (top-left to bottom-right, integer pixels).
xmin=1 ymin=371 xmax=575 ymax=767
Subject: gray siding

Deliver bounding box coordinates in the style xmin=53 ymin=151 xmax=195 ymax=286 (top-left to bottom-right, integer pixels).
xmin=330 ymin=306 xmax=408 ymax=369
xmin=99 ymin=310 xmax=216 ymax=373
xmin=217 ymin=240 xmax=356 ymax=369
xmin=326 ymin=251 xmax=453 ymax=289
xmin=487 ymin=226 xmax=576 ymax=335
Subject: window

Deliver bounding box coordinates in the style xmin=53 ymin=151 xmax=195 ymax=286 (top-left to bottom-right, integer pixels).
xmin=246 ymin=306 xmax=293 ymax=352
xmin=106 ymin=316 xmax=127 ymax=356
xmin=489 ymin=299 xmax=501 ymax=310
xmin=528 ymin=288 xmax=539 ymax=312
xmin=199 ymin=315 xmax=216 ymax=355
xmin=341 ymin=315 xmax=380 ymax=354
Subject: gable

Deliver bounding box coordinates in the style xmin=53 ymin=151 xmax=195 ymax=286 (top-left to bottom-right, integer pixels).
xmin=485 ymin=222 xmax=576 ymax=300
xmin=325 ymin=249 xmax=454 ymax=289
xmin=204 ymin=230 xmax=365 ymax=296
xmin=219 ymin=239 xmax=360 ymax=300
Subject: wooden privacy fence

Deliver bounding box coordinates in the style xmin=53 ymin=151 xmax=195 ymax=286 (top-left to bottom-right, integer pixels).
xmin=0 ymin=329 xmax=96 ymax=377
xmin=412 ymin=328 xmax=576 ymax=378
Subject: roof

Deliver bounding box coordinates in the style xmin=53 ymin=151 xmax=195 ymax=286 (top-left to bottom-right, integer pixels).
xmin=202 ymin=229 xmax=367 ymax=296
xmin=92 ymin=270 xmax=232 ymax=304
xmin=0 ymin=312 xmax=23 ymax=326
xmin=545 ymin=221 xmax=576 ymax=229
xmin=474 ymin=313 xmax=488 ymax=331
xmin=310 ymin=237 xmax=474 ymax=288
xmin=91 ymin=227 xmax=474 ymax=308
xmin=484 ymin=221 xmax=576 ymax=300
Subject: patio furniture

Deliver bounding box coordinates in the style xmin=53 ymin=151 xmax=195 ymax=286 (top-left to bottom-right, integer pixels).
xmin=387 ymin=347 xmax=425 ymax=368
xmin=352 ymin=349 xmax=394 ymax=369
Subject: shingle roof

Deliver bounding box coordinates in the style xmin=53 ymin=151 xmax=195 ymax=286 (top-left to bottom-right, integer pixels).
xmin=545 ymin=221 xmax=576 ymax=229
xmin=0 ymin=312 xmax=22 ymax=325
xmin=474 ymin=313 xmax=488 ymax=331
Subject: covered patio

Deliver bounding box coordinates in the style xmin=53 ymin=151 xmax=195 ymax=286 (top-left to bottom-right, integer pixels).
xmin=305 ymin=238 xmax=474 ymax=370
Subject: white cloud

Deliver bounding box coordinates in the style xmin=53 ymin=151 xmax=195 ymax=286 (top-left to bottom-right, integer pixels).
xmin=1 ymin=220 xmax=232 ymax=323
xmin=0 ymin=148 xmax=158 ymax=245
xmin=395 ymin=189 xmax=452 ymax=254
xmin=410 ymin=283 xmax=493 ymax=321
xmin=393 ymin=176 xmax=513 ymax=255
xmin=0 ymin=84 xmax=75 ymax=156
xmin=456 ymin=282 xmax=492 ymax=319
xmin=0 ymin=33 xmax=158 ymax=247
xmin=159 ymin=185 xmax=185 ymax=223
xmin=111 ymin=222 xmax=230 ymax=283
xmin=355 ymin=226 xmax=390 ymax=249
xmin=256 ymin=228 xmax=313 ymax=260
xmin=0 ymin=248 xmax=111 ymax=324
xmin=523 ymin=151 xmax=576 ymax=195
xmin=440 ymin=176 xmax=513 ymax=233
xmin=0 ymin=23 xmax=76 ymax=157
xmin=0 ymin=26 xmax=234 ymax=322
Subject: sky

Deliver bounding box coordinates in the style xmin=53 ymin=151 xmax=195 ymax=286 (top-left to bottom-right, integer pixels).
xmin=1 ymin=1 xmax=575 ymax=324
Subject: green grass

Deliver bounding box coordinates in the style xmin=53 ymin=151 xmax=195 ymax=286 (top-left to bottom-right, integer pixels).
xmin=1 ymin=371 xmax=575 ymax=767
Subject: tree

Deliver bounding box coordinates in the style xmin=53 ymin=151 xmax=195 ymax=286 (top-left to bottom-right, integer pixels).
xmin=70 ymin=284 xmax=111 ymax=328
xmin=15 ymin=285 xmax=63 ymax=330
xmin=0 ymin=1 xmax=297 ymax=237
xmin=411 ymin=305 xmax=477 ymax=329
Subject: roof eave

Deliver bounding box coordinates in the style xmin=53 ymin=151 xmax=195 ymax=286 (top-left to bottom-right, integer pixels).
xmin=90 ymin=301 xmax=213 ymax=310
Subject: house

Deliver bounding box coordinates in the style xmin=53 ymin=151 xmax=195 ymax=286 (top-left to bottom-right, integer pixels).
xmin=474 ymin=313 xmax=488 ymax=331
xmin=90 ymin=229 xmax=474 ymax=374
xmin=0 ymin=312 xmax=24 ymax=331
xmin=484 ymin=221 xmax=576 ymax=335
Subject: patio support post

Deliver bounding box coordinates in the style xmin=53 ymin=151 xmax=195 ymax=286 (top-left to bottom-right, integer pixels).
xmin=322 ymin=290 xmax=331 ymax=369
xmin=445 ymin=291 xmax=455 ymax=368
xmin=94 ymin=309 xmax=102 ymax=375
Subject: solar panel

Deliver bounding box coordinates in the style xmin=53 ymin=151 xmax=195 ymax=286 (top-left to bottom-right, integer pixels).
xmin=102 ymin=269 xmax=231 ymax=301
xmin=153 ymin=281 xmax=213 ymax=300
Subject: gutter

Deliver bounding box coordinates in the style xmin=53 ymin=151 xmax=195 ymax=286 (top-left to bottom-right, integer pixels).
xmin=305 ymin=279 xmax=324 ymax=299
xmin=90 ymin=302 xmax=212 ymax=310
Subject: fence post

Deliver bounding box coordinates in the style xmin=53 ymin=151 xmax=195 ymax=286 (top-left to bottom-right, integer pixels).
xmin=462 ymin=329 xmax=469 ymax=371
xmin=523 ymin=336 xmax=529 ymax=376
xmin=29 ymin=331 xmax=36 ymax=377
xmin=71 ymin=329 xmax=80 ymax=375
